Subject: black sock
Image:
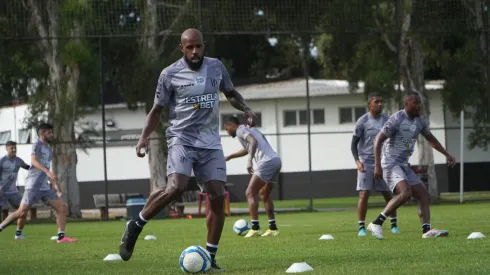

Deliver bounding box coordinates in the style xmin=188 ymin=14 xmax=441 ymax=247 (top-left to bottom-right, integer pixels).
xmin=358 ymin=221 xmax=365 ymax=230
xmin=135 ymin=212 xmax=148 ymax=228
xmin=422 ymin=223 xmax=431 ymax=234
xmin=268 ymin=219 xmax=277 ymax=230
xmin=251 ymin=220 xmax=260 ymax=230
xmin=58 ymin=231 xmax=65 ymax=240
xmin=206 ymin=243 xmax=218 ymax=262
xmin=373 ymin=212 xmax=387 ymax=225
xmin=15 ymin=229 xmax=22 ymax=236
xmin=390 ymin=217 xmax=397 ymax=228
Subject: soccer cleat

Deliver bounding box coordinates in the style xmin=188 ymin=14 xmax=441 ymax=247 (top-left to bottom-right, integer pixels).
xmin=367 ymin=222 xmax=384 ymax=239
xmin=358 ymin=228 xmax=367 ymax=237
xmin=244 ymin=229 xmax=261 ymax=238
xmin=57 ymin=236 xmax=78 ymax=243
xmin=261 ymin=229 xmax=279 ymax=237
xmin=14 ymin=234 xmax=25 ymax=240
xmin=391 ymin=227 xmax=401 ymax=234
xmin=119 ymin=220 xmax=143 ymax=261
xmin=422 ymin=229 xmax=449 ymax=238
xmin=207 ymin=260 xmax=227 ymax=273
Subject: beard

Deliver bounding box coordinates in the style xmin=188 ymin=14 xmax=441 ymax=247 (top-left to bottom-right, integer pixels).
xmin=184 ymin=56 xmax=204 ymax=71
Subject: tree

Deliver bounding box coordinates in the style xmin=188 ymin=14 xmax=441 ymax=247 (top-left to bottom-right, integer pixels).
xmin=21 ymin=0 xmax=99 ymax=217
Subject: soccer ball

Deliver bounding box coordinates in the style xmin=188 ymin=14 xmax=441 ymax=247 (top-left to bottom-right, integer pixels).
xmin=233 ymin=219 xmax=250 ymax=236
xmin=179 ymin=245 xmax=212 ymax=274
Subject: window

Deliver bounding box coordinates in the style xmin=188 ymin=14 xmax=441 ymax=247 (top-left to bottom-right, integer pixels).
xmin=339 ymin=106 xmax=367 ymax=124
xmin=18 ymin=129 xmax=31 ymax=143
xmin=221 ymin=112 xmax=262 ymax=130
xmin=283 ymin=109 xmax=325 ymax=126
xmin=0 ymin=131 xmax=11 ymax=144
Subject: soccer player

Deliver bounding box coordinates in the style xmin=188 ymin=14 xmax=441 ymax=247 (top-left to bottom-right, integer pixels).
xmin=367 ymin=92 xmax=455 ymax=239
xmin=351 ymin=94 xmax=400 ymax=237
xmin=0 ymin=141 xmax=30 ymax=239
xmin=0 ymin=123 xmax=77 ymax=243
xmin=118 ymin=28 xmax=256 ymax=271
xmin=224 ymin=116 xmax=281 ymax=238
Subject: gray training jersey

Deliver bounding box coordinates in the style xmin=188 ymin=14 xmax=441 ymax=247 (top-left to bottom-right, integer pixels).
xmin=154 ymin=57 xmax=235 ymax=150
xmin=379 ymin=110 xmax=431 ymax=167
xmin=236 ymin=125 xmax=279 ymax=164
xmin=353 ymin=113 xmax=389 ymax=164
xmin=25 ymin=140 xmax=52 ymax=191
xmin=0 ymin=156 xmax=26 ymax=194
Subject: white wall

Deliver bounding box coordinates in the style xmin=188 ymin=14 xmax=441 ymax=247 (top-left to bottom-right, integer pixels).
xmin=0 ymin=91 xmax=462 ymax=186
xmin=80 ymin=106 xmax=146 ymax=132
xmin=444 ymin=106 xmax=490 ymax=163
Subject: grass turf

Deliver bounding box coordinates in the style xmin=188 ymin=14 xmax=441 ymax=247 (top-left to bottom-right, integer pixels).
xmin=1 ymin=202 xmax=489 ymax=274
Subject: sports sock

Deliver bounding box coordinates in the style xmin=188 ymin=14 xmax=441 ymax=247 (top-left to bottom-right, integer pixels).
xmin=58 ymin=231 xmax=65 ymax=240
xmin=422 ymin=223 xmax=431 ymax=234
xmin=268 ymin=219 xmax=277 ymax=230
xmin=15 ymin=229 xmax=22 ymax=236
xmin=251 ymin=220 xmax=259 ymax=230
xmin=358 ymin=221 xmax=365 ymax=230
xmin=373 ymin=212 xmax=387 ymax=225
xmin=390 ymin=217 xmax=398 ymax=228
xmin=206 ymin=243 xmax=218 ymax=261
xmin=135 ymin=212 xmax=148 ymax=228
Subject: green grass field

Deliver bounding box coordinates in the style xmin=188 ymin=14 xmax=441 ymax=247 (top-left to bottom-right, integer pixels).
xmin=1 ymin=202 xmax=489 ymax=275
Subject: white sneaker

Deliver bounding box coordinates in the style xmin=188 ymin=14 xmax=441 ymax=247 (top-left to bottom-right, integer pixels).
xmin=422 ymin=229 xmax=449 ymax=238
xmin=367 ymin=222 xmax=384 ymax=239
xmin=14 ymin=234 xmax=24 ymax=240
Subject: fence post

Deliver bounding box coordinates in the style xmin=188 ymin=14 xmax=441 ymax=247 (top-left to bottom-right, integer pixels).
xmin=99 ymin=37 xmax=109 ymax=220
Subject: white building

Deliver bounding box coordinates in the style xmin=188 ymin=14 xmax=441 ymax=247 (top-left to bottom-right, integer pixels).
xmin=0 ymin=78 xmax=488 ymax=207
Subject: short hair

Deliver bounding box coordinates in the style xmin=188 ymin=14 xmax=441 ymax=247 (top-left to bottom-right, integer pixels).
xmin=225 ymin=116 xmax=240 ymax=125
xmin=367 ymin=92 xmax=381 ymax=103
xmin=38 ymin=123 xmax=54 ymax=132
xmin=6 ymin=141 xmax=16 ymax=146
xmin=404 ymin=91 xmax=420 ymax=103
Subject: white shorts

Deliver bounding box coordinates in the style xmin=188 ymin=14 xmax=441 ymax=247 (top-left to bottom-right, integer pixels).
xmin=255 ymin=157 xmax=282 ymax=183
xmin=356 ymin=163 xmax=390 ymax=192
xmin=383 ymin=164 xmax=423 ymax=192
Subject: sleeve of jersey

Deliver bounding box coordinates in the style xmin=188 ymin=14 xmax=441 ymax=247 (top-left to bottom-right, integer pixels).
xmin=154 ymin=72 xmax=173 ymax=107
xmin=31 ymin=142 xmax=40 ymax=155
xmin=380 ymin=115 xmax=401 ymax=138
xmin=236 ymin=127 xmax=251 ymax=141
xmin=219 ymin=61 xmax=235 ymax=93
xmin=421 ymin=119 xmax=432 ymax=137
xmin=353 ymin=118 xmax=364 ymax=137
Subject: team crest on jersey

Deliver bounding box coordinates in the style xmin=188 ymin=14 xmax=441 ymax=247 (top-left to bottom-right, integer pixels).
xmin=410 ymin=124 xmax=417 ymax=132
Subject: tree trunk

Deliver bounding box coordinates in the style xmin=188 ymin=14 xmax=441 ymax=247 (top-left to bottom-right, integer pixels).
xmin=148 ymin=129 xmax=167 ymax=192
xmin=397 ymin=0 xmax=438 ymax=197
xmin=28 ymin=0 xmax=83 ymax=217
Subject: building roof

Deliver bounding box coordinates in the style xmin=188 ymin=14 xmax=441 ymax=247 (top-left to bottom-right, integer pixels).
xmin=218 ymin=78 xmax=445 ymax=102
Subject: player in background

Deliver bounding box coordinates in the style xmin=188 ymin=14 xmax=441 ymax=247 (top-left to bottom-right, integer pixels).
xmin=0 ymin=141 xmax=30 ymax=240
xmin=367 ymin=92 xmax=455 ymax=239
xmin=0 ymin=123 xmax=77 ymax=243
xmin=351 ymin=94 xmax=400 ymax=237
xmin=224 ymin=116 xmax=282 ymax=238
xmin=118 ymin=28 xmax=256 ymax=272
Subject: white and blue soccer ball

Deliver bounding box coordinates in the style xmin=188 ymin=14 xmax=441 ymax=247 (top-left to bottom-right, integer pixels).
xmin=233 ymin=219 xmax=250 ymax=236
xmin=179 ymin=245 xmax=212 ymax=274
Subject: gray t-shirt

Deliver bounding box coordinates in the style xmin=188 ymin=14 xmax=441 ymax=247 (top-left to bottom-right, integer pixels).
xmin=25 ymin=140 xmax=52 ymax=191
xmin=0 ymin=156 xmax=27 ymax=194
xmin=236 ymin=125 xmax=279 ymax=164
xmin=154 ymin=57 xmax=235 ymax=150
xmin=353 ymin=113 xmax=389 ymax=164
xmin=379 ymin=110 xmax=431 ymax=168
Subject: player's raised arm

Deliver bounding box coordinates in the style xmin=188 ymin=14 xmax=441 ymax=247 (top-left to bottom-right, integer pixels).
xmin=218 ymin=61 xmax=256 ymax=127
xmin=225 ymin=149 xmax=248 ymax=161
xmin=420 ymin=120 xmax=456 ymax=167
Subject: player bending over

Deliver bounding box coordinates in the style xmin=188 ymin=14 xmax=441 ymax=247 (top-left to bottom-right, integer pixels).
xmin=224 ymin=116 xmax=281 ymax=238
xmin=351 ymin=94 xmax=400 ymax=237
xmin=0 ymin=123 xmax=77 ymax=243
xmin=0 ymin=141 xmax=30 ymax=240
xmin=118 ymin=28 xmax=256 ymax=272
xmin=367 ymin=92 xmax=455 ymax=239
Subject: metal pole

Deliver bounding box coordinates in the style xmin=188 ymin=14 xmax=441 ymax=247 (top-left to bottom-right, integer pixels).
xmin=198 ymin=0 xmax=202 ymax=30
xmin=99 ymin=37 xmax=109 ymax=220
xmin=459 ymin=110 xmax=464 ymax=203
xmin=302 ymin=38 xmax=314 ymax=211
